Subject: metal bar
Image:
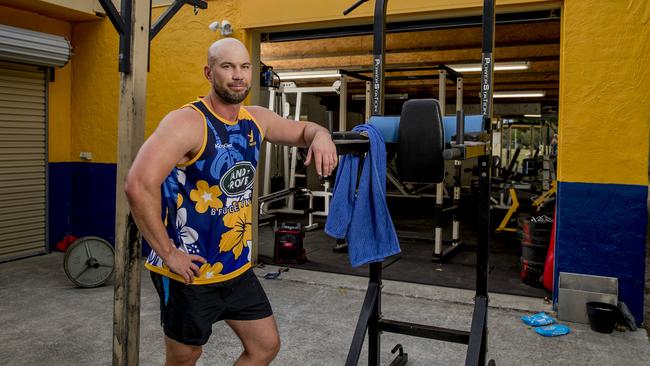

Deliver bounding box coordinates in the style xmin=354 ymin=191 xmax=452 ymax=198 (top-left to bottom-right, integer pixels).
xmin=371 ymin=0 xmax=388 ymax=116
xmin=263 ymin=89 xmax=276 ymax=196
xmin=433 ymin=183 xmax=443 ymax=256
xmin=475 ymin=4 xmax=495 ymax=365
xmin=456 ymin=77 xmax=464 ymax=112
xmin=480 ymin=0 xmax=495 ymax=122
xmin=341 ymin=70 xmax=373 ymax=82
xmin=118 ymin=0 xmax=132 ymax=73
xmin=287 ymin=91 xmax=302 ymax=209
xmin=437 ymin=241 xmax=465 ymax=262
xmin=343 ymin=0 xmax=369 ymax=15
xmin=368 ymin=262 xmax=382 ymax=366
xmin=339 ymin=75 xmax=348 ymax=131
xmin=476 ymin=155 xmax=491 ymax=294
xmin=452 ymin=160 xmax=461 ymax=243
xmin=365 ymin=81 xmax=371 ymax=122
xmin=495 ymin=188 xmax=519 ymax=233
xmin=150 ymin=0 xmax=184 ymax=40
xmin=456 ymin=109 xmax=465 ymax=145
xmin=438 ymin=64 xmax=463 ymax=80
xmin=97 ymin=0 xmax=126 ymax=35
xmin=438 ymin=70 xmax=446 ymax=116
xmin=465 ymin=296 xmax=488 ymax=366
xmin=345 ymin=282 xmax=379 ymax=366
xmin=379 ymin=319 xmax=470 ymax=344
xmin=281 ymin=86 xmax=339 ymax=94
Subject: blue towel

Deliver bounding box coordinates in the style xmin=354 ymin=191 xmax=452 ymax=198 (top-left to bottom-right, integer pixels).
xmin=325 ymin=124 xmax=400 ymax=267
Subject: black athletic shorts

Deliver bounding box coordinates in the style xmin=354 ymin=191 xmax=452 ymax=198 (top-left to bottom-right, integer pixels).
xmin=150 ymin=268 xmax=273 ymax=346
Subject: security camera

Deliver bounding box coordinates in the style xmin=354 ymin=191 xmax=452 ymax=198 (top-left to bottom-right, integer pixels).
xmin=208 ymin=21 xmax=220 ymax=32
xmin=221 ymin=20 xmax=233 ymax=35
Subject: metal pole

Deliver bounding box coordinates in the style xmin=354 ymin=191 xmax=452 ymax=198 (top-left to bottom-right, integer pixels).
xmin=339 ymin=74 xmax=348 ymax=131
xmin=456 ymin=76 xmax=463 ymax=114
xmin=370 ymin=0 xmax=388 ymax=116
xmin=438 ymin=69 xmax=446 ymax=117
xmin=287 ymin=92 xmax=302 ymax=209
xmin=368 ymin=262 xmax=382 ymax=365
xmin=477 ymin=0 xmax=495 ymax=363
xmin=365 ymin=81 xmax=372 ymax=122
xmin=263 ymin=88 xmax=276 ymax=195
xmin=434 ymin=183 xmax=443 ymax=256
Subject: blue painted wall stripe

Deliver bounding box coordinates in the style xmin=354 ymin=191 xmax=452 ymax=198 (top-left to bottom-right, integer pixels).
xmin=48 ymin=162 xmax=116 ymax=250
xmin=554 ymin=181 xmax=647 ymax=324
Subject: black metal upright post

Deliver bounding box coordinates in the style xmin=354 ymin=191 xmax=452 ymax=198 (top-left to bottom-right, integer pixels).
xmin=371 ymin=0 xmax=388 ymax=116
xmin=369 ymin=1 xmax=387 ymax=363
xmin=478 ymin=0 xmax=495 ymax=364
xmin=478 ymin=0 xmax=494 ymax=299
xmin=368 ymin=262 xmax=382 ymax=365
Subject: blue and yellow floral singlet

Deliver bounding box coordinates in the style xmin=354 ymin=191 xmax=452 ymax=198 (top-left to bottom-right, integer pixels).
xmin=145 ymin=99 xmax=263 ymax=284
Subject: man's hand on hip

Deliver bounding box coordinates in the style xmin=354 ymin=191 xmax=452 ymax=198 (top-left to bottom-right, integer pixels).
xmin=163 ymin=247 xmax=207 ymax=284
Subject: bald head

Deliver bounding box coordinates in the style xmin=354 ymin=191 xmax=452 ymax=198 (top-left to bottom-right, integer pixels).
xmin=204 ymin=38 xmax=252 ymax=105
xmin=207 ymin=38 xmax=250 ymax=68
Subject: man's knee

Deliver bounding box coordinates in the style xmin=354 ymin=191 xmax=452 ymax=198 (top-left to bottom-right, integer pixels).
xmin=165 ymin=337 xmax=203 ymax=366
xmin=247 ymin=335 xmax=280 ymax=363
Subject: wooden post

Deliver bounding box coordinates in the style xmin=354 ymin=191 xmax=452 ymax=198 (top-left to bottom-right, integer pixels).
xmin=112 ymin=0 xmax=150 ymax=365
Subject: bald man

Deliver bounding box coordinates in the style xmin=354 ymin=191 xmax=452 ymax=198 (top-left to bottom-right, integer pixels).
xmin=125 ymin=38 xmax=337 ymax=365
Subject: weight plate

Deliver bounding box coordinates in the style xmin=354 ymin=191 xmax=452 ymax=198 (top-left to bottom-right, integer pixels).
xmin=63 ymin=236 xmax=115 ymax=288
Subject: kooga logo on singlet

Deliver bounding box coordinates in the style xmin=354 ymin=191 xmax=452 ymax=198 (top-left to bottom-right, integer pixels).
xmin=220 ymin=162 xmax=255 ymax=196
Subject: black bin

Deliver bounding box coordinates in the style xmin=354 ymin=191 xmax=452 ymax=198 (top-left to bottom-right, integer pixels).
xmin=586 ymin=302 xmax=618 ymax=333
xmin=518 ymin=214 xmax=553 ymax=288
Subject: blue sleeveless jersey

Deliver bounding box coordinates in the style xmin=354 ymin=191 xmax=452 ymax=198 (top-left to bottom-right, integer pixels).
xmin=145 ymin=99 xmax=264 ymax=284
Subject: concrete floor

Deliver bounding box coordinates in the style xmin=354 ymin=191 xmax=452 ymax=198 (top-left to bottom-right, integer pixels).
xmin=1 ymin=253 xmax=649 ymax=366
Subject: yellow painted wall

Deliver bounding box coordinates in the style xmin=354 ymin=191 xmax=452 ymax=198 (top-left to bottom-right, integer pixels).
xmin=69 ymin=18 xmax=119 ymax=164
xmin=13 ymin=0 xmax=646 ymax=185
xmin=69 ymin=0 xmax=247 ymax=163
xmin=147 ymin=0 xmax=249 ymax=137
xmin=558 ymin=0 xmax=650 ymax=186
xmin=0 ymin=5 xmax=72 ymax=163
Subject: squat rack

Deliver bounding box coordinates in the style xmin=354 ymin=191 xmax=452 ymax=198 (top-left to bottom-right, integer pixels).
xmin=342 ymin=0 xmax=495 ymax=364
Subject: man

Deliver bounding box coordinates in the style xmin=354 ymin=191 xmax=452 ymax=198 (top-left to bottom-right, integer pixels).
xmin=125 ymin=38 xmax=337 ymax=366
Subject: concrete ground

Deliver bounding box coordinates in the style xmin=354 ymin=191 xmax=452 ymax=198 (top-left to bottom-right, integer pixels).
xmin=1 ymin=253 xmax=649 ymax=366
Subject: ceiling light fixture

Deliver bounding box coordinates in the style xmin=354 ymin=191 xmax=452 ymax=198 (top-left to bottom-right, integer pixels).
xmin=523 ymin=114 xmax=542 ymax=118
xmin=449 ymin=61 xmax=530 ymax=73
xmin=493 ymin=91 xmax=546 ymax=98
xmin=276 ymin=70 xmax=341 ymax=80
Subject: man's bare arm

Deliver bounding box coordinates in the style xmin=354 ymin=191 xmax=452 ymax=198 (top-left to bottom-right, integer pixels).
xmin=124 ymin=108 xmax=206 ymax=284
xmin=246 ymin=105 xmax=338 ymax=177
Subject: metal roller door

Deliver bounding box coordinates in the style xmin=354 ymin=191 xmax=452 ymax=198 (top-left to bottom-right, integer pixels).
xmin=0 ymin=62 xmax=47 ymax=261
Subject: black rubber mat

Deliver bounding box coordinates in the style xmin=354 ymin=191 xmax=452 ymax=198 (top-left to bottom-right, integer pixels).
xmin=257 ymin=211 xmax=550 ymax=298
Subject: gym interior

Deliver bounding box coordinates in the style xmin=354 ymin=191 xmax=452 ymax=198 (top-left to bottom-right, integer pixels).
xmin=0 ymin=0 xmax=648 ymax=365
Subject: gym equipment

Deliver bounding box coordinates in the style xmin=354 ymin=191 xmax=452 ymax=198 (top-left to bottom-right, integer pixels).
xmin=259 ymin=187 xmax=317 ymax=230
xmin=339 ymin=1 xmax=496 ymax=365
xmin=494 ymin=187 xmax=519 ymax=233
xmin=273 ymin=222 xmax=306 ymax=264
xmin=368 ymin=100 xmax=466 ymax=262
xmin=63 ymin=236 xmax=115 ymax=288
xmin=260 ymin=82 xmax=339 ymax=226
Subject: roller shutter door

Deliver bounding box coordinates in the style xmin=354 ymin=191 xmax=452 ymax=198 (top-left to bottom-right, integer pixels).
xmin=0 ymin=62 xmax=47 ymax=261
